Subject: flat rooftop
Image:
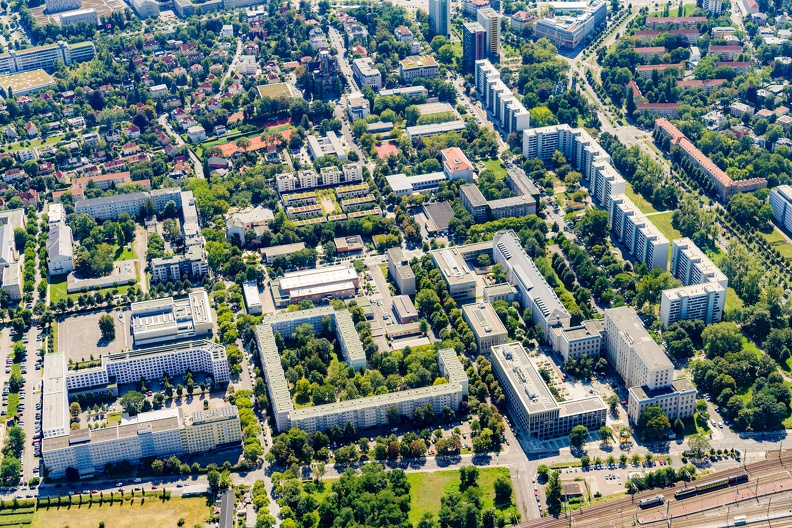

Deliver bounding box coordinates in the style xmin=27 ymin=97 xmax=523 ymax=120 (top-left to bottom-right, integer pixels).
xmin=631 ymin=377 xmax=696 ymax=400
xmin=561 ymin=319 xmax=605 ymax=341
xmin=0 ymin=69 xmax=55 ymax=94
xmin=462 ymin=302 xmax=507 ymax=337
xmin=430 ymin=247 xmax=477 ymax=286
xmin=280 ymin=265 xmax=358 ymax=292
xmin=43 ymin=352 xmax=67 ymax=435
xmin=606 ymin=307 xmax=673 ymax=371
xmin=492 ymin=342 xmax=560 ymax=414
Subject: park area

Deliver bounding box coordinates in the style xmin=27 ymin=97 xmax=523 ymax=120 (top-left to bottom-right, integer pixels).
xmin=29 ymin=496 xmax=210 ymax=528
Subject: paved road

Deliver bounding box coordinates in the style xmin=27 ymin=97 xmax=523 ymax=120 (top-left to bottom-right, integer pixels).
xmin=157 ymin=114 xmax=204 ymax=179
xmin=221 ymin=38 xmax=243 ymax=87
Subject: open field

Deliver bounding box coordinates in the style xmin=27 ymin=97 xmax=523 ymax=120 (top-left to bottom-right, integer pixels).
xmin=406 ymin=467 xmax=517 ymax=526
xmin=649 ymin=211 xmax=682 ymax=245
xmin=649 ymin=3 xmax=698 ymax=15
xmin=31 ymin=497 xmax=210 ymax=528
xmin=58 ymin=309 xmax=129 ymax=362
xmin=760 ymin=227 xmax=792 ymax=259
xmin=624 ymin=182 xmax=658 ymax=214
xmin=49 ymin=274 xmax=132 ymax=304
xmin=483 ymin=159 xmax=507 ymax=180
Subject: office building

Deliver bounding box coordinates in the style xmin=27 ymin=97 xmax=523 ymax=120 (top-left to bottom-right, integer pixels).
xmin=346 ymin=93 xmax=370 ymax=121
xmin=392 ymin=295 xmax=419 ymax=324
xmin=273 ymin=264 xmax=359 ymax=305
xmin=46 ymin=223 xmax=73 ymax=276
xmin=0 ymin=41 xmax=95 ymax=75
xmin=483 ymin=283 xmax=518 ymax=304
xmin=352 ymin=58 xmax=382 ymax=90
xmin=0 ymin=69 xmax=56 ymax=96
xmin=491 ymin=342 xmax=607 ymax=439
xmin=557 ymin=319 xmax=606 ymax=362
xmin=460 ymin=184 xmax=536 ymax=222
xmin=307 ymin=131 xmax=347 ymax=161
xmin=462 ymin=22 xmax=486 ymax=74
xmin=429 ymin=0 xmax=451 ymax=37
xmin=608 ymin=194 xmax=669 ymax=271
xmin=406 ymin=121 xmax=466 ymax=141
xmin=130 ymin=291 xmax=213 ymax=346
xmin=492 ymin=231 xmax=571 ymax=347
xmin=477 ymin=8 xmax=501 ymax=58
xmin=378 ymin=86 xmax=428 ymax=98
xmin=462 ymin=302 xmax=508 ymax=354
xmin=655 ymin=118 xmax=767 ymax=200
xmin=532 ymin=0 xmax=607 ymax=49
xmin=387 ymin=247 xmax=416 ymax=295
xmin=257 ymin=308 xmax=467 ymax=432
xmin=430 ymin=247 xmax=478 ymax=302
xmin=604 ymin=307 xmax=673 ymax=391
xmin=441 ymin=147 xmax=475 ymax=181
xmin=399 ymin=55 xmax=440 ymax=81
xmin=45 ymin=0 xmax=80 ymax=13
xmin=627 ymin=378 xmax=696 ymax=427
xmin=261 ymin=243 xmax=306 ymax=265
xmin=58 ymin=8 xmax=98 ymax=26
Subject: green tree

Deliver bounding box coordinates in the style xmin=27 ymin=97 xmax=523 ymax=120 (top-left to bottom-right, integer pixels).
xmin=701 ymin=322 xmax=743 ymax=358
xmin=638 ymin=405 xmax=671 ymax=441
xmin=98 ymin=314 xmax=116 ymax=342
xmin=569 ymin=425 xmax=589 ymax=449
xmin=598 ymin=426 xmax=613 ymax=445
xmin=120 ymin=391 xmax=145 ymax=416
xmin=546 ymin=470 xmax=563 ymax=516
xmin=494 ymin=476 xmax=513 ymax=505
xmin=688 ymin=434 xmax=711 ymax=460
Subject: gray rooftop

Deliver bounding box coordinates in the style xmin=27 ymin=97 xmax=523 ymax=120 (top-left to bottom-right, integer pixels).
xmin=462 ymin=301 xmax=507 ymax=337
xmin=461 ymin=184 xmax=488 ymax=208
xmin=492 ymin=342 xmax=559 ymax=414
xmin=387 ymin=247 xmax=415 ymax=281
xmin=606 ymin=307 xmax=673 ymax=371
xmin=422 ymin=201 xmax=455 ymax=231
xmin=75 ymin=191 xmax=149 ymax=207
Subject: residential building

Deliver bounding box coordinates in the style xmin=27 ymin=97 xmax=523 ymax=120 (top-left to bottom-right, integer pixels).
xmin=225 ymin=207 xmax=274 ymax=246
xmin=352 ymin=58 xmax=382 ymax=90
xmin=473 ymin=59 xmax=530 ymax=134
xmin=463 ymin=22 xmax=487 ymax=74
xmin=429 ymin=0 xmax=451 ymax=37
xmin=608 ymin=194 xmax=669 ymax=271
xmin=0 ymin=41 xmax=95 ymax=75
xmin=704 ymin=0 xmax=723 ymax=15
xmin=460 ymin=184 xmax=536 ymax=221
xmin=462 ymin=302 xmax=508 ymax=354
xmin=333 ymin=235 xmax=365 ymax=256
xmin=399 ymin=55 xmax=440 ymax=81
xmin=477 ymin=8 xmax=501 ymax=58
xmin=654 ymin=118 xmax=767 ymax=200
xmin=635 ymin=29 xmax=698 ymax=43
xmin=770 ymin=185 xmax=792 ymax=233
xmin=187 ymin=125 xmax=206 ymax=142
xmin=346 ymin=93 xmax=370 ymax=121
xmin=394 ymin=25 xmax=414 ymax=42
xmin=491 ymin=342 xmax=607 ymax=439
xmin=645 ymin=16 xmax=706 ymax=28
xmin=532 ymin=0 xmax=607 ymax=49
xmin=710 ymin=45 xmax=743 ymax=61
xmin=660 ymin=283 xmax=726 ymax=328
xmin=306 ymin=131 xmax=346 ymax=161
xmin=130 ymin=291 xmax=214 ymax=345
xmin=378 ymin=86 xmax=428 ymax=98
xmin=636 ymin=63 xmax=684 ymax=79
xmin=636 ymin=103 xmax=680 ymax=118
xmin=75 ymin=187 xmax=183 ymax=220
xmin=387 ymin=247 xmax=416 ymax=295
xmin=511 ymin=11 xmax=534 ymax=30
xmin=729 ymin=101 xmax=755 ymax=117
xmin=670 ymin=238 xmax=728 ymax=289
xmin=46 ymin=223 xmax=73 ymax=275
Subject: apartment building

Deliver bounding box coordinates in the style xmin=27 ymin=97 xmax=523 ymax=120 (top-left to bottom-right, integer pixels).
xmin=0 ymin=210 xmax=25 ymax=301
xmin=670 ymin=238 xmax=728 ymax=288
xmin=660 ymin=283 xmax=725 ymax=327
xmin=462 ymin=22 xmax=487 ymax=74
xmin=0 ymin=41 xmax=95 ymax=75
xmin=770 ymin=185 xmax=792 ymax=233
xmin=491 ymin=342 xmax=607 ymax=439
xmin=276 ymin=163 xmax=362 ymax=193
xmin=429 ymin=0 xmax=451 ymax=37
xmin=462 ymin=301 xmax=509 ymax=354
xmin=387 ymin=247 xmax=416 ymax=295
xmin=46 ymin=223 xmax=73 ymax=275
xmin=532 ymin=0 xmax=607 ymax=49
xmin=645 ymin=16 xmax=706 ymax=28
xmin=654 ymin=118 xmax=767 ymax=200
xmin=608 ymin=194 xmax=669 ymax=271
xmin=352 ymin=58 xmax=382 ymax=90
xmin=636 ymin=63 xmax=684 ymax=79
xmin=477 ymin=8 xmax=501 ymax=58
xmin=704 ymin=0 xmax=723 ymax=15
xmin=473 ymin=59 xmax=530 ymax=134
xmin=635 ymin=29 xmax=699 ymax=43
xmin=460 ymin=184 xmax=536 ymax=222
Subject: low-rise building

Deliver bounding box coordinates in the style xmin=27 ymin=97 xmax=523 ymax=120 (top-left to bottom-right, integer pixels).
xmin=130 ymin=291 xmax=213 ymax=345
xmin=274 ymin=264 xmax=359 ymax=305
xmin=385 ymin=172 xmax=447 ymax=195
xmin=306 ymin=131 xmax=346 ymax=161
xmin=243 ymin=281 xmax=262 ymax=315
xmin=392 ymin=295 xmax=419 ymax=324
xmin=399 ymin=55 xmax=440 ymax=81
xmin=352 ymin=58 xmax=382 ymax=90
xmin=557 ymin=319 xmax=606 ymax=362
xmin=46 ymin=223 xmax=73 ymax=275
xmin=261 ymin=242 xmax=307 ymax=265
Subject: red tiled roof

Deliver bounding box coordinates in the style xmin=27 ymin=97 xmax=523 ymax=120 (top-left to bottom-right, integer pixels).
xmin=677 ymin=79 xmax=726 ymax=87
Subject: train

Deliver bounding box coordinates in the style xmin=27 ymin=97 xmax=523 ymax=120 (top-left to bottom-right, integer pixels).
xmin=639 ymin=495 xmax=665 ymax=508
xmin=674 ymin=473 xmax=749 ymax=499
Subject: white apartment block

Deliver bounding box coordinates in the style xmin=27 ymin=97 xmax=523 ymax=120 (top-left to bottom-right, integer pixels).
xmin=604 ymin=307 xmax=673 ymax=391
xmin=462 ymin=302 xmax=508 ymax=354
xmin=491 ymin=342 xmax=607 ymax=439
xmin=704 ymin=0 xmax=723 ymax=15
xmin=660 ymin=283 xmax=725 ymax=328
xmin=58 ymin=8 xmax=98 ymax=26
xmin=352 ymin=58 xmax=382 ymax=90
xmin=276 ymin=164 xmax=362 ymax=193
xmin=46 ymin=223 xmax=73 ymax=275
xmin=608 ymin=194 xmax=669 ymax=271
xmin=477 ymin=8 xmax=501 ymax=58
xmin=45 ymin=0 xmax=81 ymax=13
xmin=770 ymin=185 xmax=792 ymax=233
xmin=0 ymin=41 xmax=95 ymax=75
xmin=473 ymin=60 xmax=529 ymax=134
xmin=671 ymin=239 xmax=728 ymax=289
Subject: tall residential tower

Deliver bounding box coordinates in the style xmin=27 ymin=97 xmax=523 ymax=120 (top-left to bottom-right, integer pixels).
xmin=429 ymin=0 xmax=451 ymax=37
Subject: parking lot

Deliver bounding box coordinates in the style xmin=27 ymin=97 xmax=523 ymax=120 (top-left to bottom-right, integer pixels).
xmin=58 ymin=309 xmax=130 ymax=363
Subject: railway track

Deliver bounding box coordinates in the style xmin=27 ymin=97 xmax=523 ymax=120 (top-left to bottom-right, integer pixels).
xmin=518 ymin=452 xmax=792 ymax=528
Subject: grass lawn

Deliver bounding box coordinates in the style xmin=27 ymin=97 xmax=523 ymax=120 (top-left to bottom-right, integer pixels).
xmin=483 ymin=159 xmax=508 ymax=181
xmin=624 ymin=182 xmax=658 ymax=214
xmin=650 ymin=212 xmax=682 ymax=252
xmin=107 ymin=412 xmax=121 ymax=426
xmin=405 ymin=467 xmax=517 ymax=526
xmin=725 ymin=288 xmax=744 ymax=310
xmin=31 ymin=497 xmax=210 ymax=528
xmin=113 ymin=243 xmax=135 ymax=262
xmin=742 ymin=337 xmax=761 ymax=357
xmin=737 ymin=387 xmax=753 ymax=404
xmin=378 ymin=262 xmax=389 ymax=281
xmin=49 ymin=274 xmax=132 ymax=304
xmin=7 ymin=393 xmax=18 ymax=418
xmin=51 ymin=322 xmax=58 ymax=353
xmin=692 ymin=413 xmax=710 ymax=435
xmin=1 ymin=134 xmax=63 ymax=155
xmin=649 ymin=3 xmax=697 ymax=15
xmin=760 ymin=228 xmax=792 ymax=259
